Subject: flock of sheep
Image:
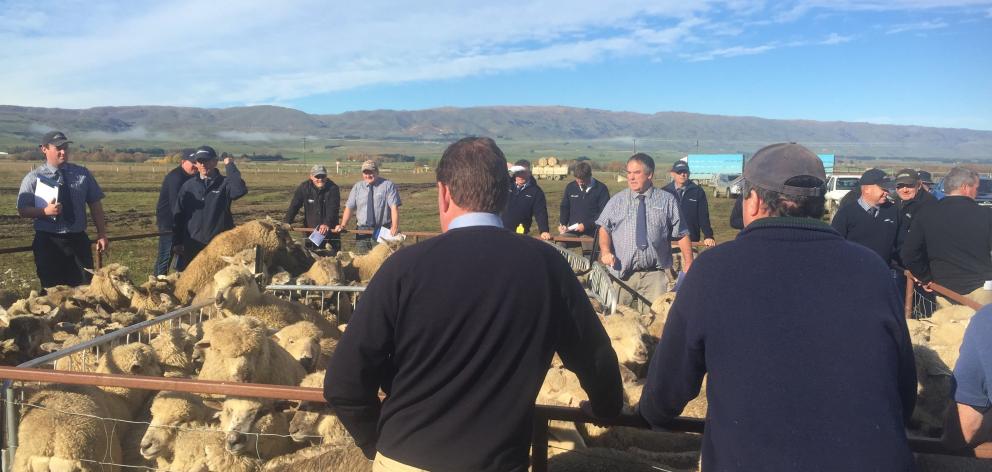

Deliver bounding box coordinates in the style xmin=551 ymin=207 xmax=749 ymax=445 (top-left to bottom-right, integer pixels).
xmin=0 ymin=218 xmax=983 ymax=471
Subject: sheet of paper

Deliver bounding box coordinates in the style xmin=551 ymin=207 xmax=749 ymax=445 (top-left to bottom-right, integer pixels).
xmin=376 ymin=225 xmax=404 ymax=243
xmin=308 ymin=229 xmax=325 ymax=246
xmin=567 ymin=223 xmax=581 ymax=232
xmin=34 ymin=176 xmax=59 ymax=209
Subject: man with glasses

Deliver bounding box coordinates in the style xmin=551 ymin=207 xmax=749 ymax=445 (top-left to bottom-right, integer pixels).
xmin=335 ymin=160 xmax=401 ymax=253
xmin=17 ymin=131 xmax=109 ymax=288
xmin=172 ymin=145 xmax=248 ymax=270
xmin=639 ymin=143 xmax=916 ymax=471
xmin=285 ymin=164 xmax=341 ymax=253
xmin=597 ymin=153 xmax=693 ymax=304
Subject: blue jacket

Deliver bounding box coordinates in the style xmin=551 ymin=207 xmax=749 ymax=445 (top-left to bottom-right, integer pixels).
xmin=501 ymin=178 xmax=549 ymax=233
xmin=173 ymin=162 xmax=248 ymax=245
xmin=558 ymin=179 xmax=610 ymax=237
xmin=639 ymin=216 xmax=916 ymax=471
xmin=661 ymin=181 xmax=713 ymax=242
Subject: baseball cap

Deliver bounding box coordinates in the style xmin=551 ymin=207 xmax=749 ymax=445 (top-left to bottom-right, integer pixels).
xmin=671 ymin=161 xmax=690 ymax=173
xmin=361 ymin=160 xmax=378 ymax=172
xmin=40 ymin=131 xmax=72 ymax=147
xmin=918 ymin=170 xmax=933 ymax=184
xmin=859 ymin=168 xmax=889 ymax=186
xmin=742 ymin=143 xmax=826 ymax=196
xmin=192 ymin=145 xmax=218 ymax=161
xmin=180 ymin=148 xmax=196 ymax=162
xmin=310 ymin=165 xmax=327 ymax=176
xmin=508 ymin=165 xmax=527 ymax=175
xmin=894 ymin=168 xmax=919 ymax=186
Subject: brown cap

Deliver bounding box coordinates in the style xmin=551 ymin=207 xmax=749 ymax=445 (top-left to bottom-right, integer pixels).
xmin=361 ymin=160 xmax=378 ymax=172
xmin=743 ymin=143 xmax=826 ymax=196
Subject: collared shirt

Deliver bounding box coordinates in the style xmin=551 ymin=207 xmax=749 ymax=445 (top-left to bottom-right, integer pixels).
xmin=17 ymin=162 xmax=104 ymax=234
xmin=596 ymin=186 xmax=686 ymax=278
xmin=448 ymin=212 xmax=504 ymax=230
xmin=857 ymin=197 xmax=877 ymax=213
xmin=346 ymin=177 xmax=401 ymax=228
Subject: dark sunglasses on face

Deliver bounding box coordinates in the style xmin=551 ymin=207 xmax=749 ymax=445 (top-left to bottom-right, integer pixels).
xmin=896 ymin=183 xmax=914 ymax=189
xmin=675 ymin=171 xmax=689 ymax=176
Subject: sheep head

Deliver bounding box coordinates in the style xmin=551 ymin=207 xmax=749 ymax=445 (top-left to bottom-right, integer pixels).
xmin=88 ymin=263 xmax=137 ymax=302
xmin=140 ymin=391 xmax=214 ymax=459
xmin=600 ymin=313 xmax=651 ymax=373
xmin=274 ymin=321 xmax=323 ymax=372
xmin=195 ymin=317 xmax=269 ymax=382
xmin=217 ymin=397 xmax=273 ymax=455
xmin=211 ymin=265 xmax=263 ymax=312
xmin=98 ymin=342 xmax=162 ymax=377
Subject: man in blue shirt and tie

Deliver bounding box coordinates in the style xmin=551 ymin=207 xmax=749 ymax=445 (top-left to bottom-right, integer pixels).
xmin=335 ymin=160 xmax=401 ymax=254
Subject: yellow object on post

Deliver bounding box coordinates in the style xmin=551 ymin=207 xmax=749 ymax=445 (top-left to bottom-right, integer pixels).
xmin=516 ymin=224 xmax=525 ymax=234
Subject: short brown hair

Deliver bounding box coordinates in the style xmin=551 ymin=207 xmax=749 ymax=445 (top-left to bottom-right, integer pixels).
xmin=628 ymin=153 xmax=655 ymax=175
xmin=573 ymin=161 xmax=592 ymax=180
xmin=437 ymin=137 xmax=509 ymax=213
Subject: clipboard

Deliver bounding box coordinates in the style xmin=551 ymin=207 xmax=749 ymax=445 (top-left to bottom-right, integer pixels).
xmin=34 ymin=175 xmax=59 ymax=209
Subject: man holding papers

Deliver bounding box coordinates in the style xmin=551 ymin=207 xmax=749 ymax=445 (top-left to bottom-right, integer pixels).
xmin=334 ymin=160 xmax=401 ymax=254
xmin=285 ymin=165 xmax=341 ymax=253
xmin=16 ymin=131 xmax=109 ymax=288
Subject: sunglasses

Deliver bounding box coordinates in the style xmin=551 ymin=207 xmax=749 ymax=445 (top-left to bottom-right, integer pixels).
xmin=313 ymin=174 xmax=327 ymax=179
xmin=674 ymin=171 xmax=689 ymax=175
xmin=896 ymin=183 xmax=915 ymax=189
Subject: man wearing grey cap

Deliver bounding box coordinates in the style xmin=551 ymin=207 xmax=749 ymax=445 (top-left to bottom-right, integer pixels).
xmin=892 ymin=168 xmax=936 ymax=252
xmin=172 ymin=145 xmax=248 ymax=270
xmin=639 ymin=143 xmax=916 ymax=471
xmin=334 ymin=159 xmax=401 ymax=254
xmin=285 ymin=164 xmax=341 ymax=253
xmin=17 ymin=131 xmax=110 ymax=288
xmin=153 ymin=148 xmax=197 ymax=275
xmin=830 ymin=168 xmax=900 ymax=267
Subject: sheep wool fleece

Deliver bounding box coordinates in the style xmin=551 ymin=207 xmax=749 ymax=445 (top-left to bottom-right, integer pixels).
xmin=639 ymin=216 xmax=917 ymax=471
xmin=325 ymin=225 xmax=623 ymax=472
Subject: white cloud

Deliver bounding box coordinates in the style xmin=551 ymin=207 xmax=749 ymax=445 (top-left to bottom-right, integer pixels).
xmin=885 ymin=19 xmax=949 ymax=34
xmin=684 ymin=43 xmax=779 ymax=61
xmin=820 ymin=33 xmax=854 ymax=45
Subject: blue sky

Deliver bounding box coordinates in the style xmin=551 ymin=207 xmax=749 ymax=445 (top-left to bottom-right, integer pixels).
xmin=1 ymin=0 xmax=991 ymax=130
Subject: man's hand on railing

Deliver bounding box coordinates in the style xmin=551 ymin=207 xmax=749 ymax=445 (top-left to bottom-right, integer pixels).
xmin=919 ymin=281 xmax=934 ymax=293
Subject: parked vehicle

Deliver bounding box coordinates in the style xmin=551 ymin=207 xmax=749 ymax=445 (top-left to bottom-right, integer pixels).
xmin=824 ymin=174 xmax=861 ymax=213
xmin=932 ymin=176 xmax=992 ymax=206
xmin=712 ymin=174 xmax=742 ymax=198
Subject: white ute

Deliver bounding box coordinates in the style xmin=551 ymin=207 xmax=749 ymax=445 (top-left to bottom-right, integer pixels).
xmin=824 ymin=174 xmax=860 ymax=214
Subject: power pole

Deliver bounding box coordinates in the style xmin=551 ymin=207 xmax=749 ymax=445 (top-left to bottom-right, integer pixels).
xmin=302 ymin=136 xmax=307 ymax=166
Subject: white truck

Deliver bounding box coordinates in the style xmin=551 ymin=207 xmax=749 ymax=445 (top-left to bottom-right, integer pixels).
xmin=824 ymin=174 xmax=860 ymax=214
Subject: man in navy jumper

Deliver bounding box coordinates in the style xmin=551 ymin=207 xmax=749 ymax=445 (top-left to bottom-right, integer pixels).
xmin=501 ymin=159 xmax=552 ymax=240
xmin=662 ymin=161 xmax=715 ymax=247
xmin=153 ymin=148 xmax=196 ymax=275
xmin=830 ymin=168 xmax=900 ymax=267
xmin=639 ymin=142 xmax=917 ymax=471
xmin=558 ymin=160 xmax=609 ymax=250
xmin=172 ymin=146 xmax=248 ymax=270
xmin=325 ymin=137 xmax=623 ymax=471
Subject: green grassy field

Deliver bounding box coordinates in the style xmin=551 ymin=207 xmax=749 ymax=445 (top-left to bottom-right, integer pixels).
xmin=0 ymin=158 xmax=741 ymax=294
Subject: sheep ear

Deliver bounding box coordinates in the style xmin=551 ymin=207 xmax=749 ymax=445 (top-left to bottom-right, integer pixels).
xmin=219 ymin=256 xmax=236 ymax=264
xmin=195 ymin=340 xmax=211 ymax=349
xmin=84 ymin=268 xmax=96 ymax=275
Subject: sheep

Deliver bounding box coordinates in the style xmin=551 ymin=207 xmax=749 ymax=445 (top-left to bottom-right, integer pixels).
xmin=196 ymin=316 xmax=307 ymax=387
xmin=599 ymin=312 xmax=651 ymax=375
xmin=274 ymin=321 xmax=336 ymax=373
xmin=150 ymin=327 xmax=199 ymax=378
xmin=210 ymin=397 xmax=295 ymax=469
xmin=346 ymin=241 xmax=400 ymax=283
xmin=131 ymin=275 xmax=181 ymax=314
xmin=926 ymin=305 xmax=976 ymax=368
xmin=14 ymin=342 xmax=162 ymax=471
xmin=0 ymin=315 xmax=54 ymax=365
xmin=298 ymin=257 xmax=345 ymax=286
xmin=139 ymin=391 xmax=218 ymax=469
xmin=175 ymin=219 xmax=314 ymax=303
xmin=287 ymin=371 xmax=350 ymax=445
xmin=548 ymin=447 xmax=685 ymax=472
xmin=262 ymin=443 xmax=372 ymax=472
xmin=81 ymin=263 xmax=138 ymax=310
xmin=0 ymin=287 xmax=20 ymax=309
xmin=212 ymin=264 xmax=337 ymax=334
xmin=911 ymin=344 xmax=954 ymax=437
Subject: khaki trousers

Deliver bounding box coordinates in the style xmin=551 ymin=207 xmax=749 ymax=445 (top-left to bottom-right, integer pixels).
xmin=373 ymin=453 xmax=428 ymax=472
xmin=618 ymin=269 xmax=668 ymax=306
xmin=936 ymin=286 xmax=992 ymax=309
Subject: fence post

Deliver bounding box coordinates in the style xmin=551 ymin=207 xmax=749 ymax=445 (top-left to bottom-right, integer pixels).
xmin=531 ymin=414 xmax=549 ymax=472
xmin=904 ymin=271 xmax=915 ymax=319
xmin=4 ymin=385 xmax=18 ymax=472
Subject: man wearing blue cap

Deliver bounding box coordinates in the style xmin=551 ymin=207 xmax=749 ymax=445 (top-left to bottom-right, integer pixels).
xmin=172 ymin=146 xmax=248 ymax=270
xmin=153 ymin=148 xmax=197 ymax=275
xmin=17 ymin=131 xmax=109 ymax=288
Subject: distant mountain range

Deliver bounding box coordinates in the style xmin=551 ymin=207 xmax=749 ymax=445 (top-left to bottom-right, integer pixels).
xmin=1 ymin=104 xmax=989 ymax=159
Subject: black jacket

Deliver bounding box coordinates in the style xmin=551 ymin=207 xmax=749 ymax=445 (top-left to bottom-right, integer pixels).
xmin=729 ymin=194 xmax=744 ymax=230
xmin=173 ymin=162 xmax=248 ymax=245
xmin=640 ymin=217 xmax=916 ymax=471
xmin=501 ymin=178 xmax=550 ymax=233
xmin=155 ymin=165 xmax=194 ymax=231
xmin=902 ymin=196 xmax=992 ymax=294
xmin=284 ymin=179 xmax=341 ymax=228
xmin=558 ymin=179 xmax=610 ymax=237
xmin=661 ymin=181 xmax=713 ymax=241
xmin=325 ymin=226 xmax=622 ymax=471
xmin=831 ymin=199 xmax=900 ymax=265
xmin=896 ymin=188 xmax=937 ymax=252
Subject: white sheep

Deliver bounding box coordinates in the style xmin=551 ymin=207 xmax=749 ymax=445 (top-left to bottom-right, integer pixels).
xmin=599 ymin=312 xmax=651 ymax=375
xmin=206 ymin=397 xmax=296 ymax=471
xmin=196 ymin=316 xmax=307 ymax=387
xmin=287 ymin=371 xmax=350 ymax=446
xmin=212 ymin=264 xmax=337 ymax=334
xmin=139 ymin=391 xmax=218 ymax=469
xmin=273 ymin=321 xmax=336 ymax=373
xmin=262 ymin=443 xmax=371 ymax=472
